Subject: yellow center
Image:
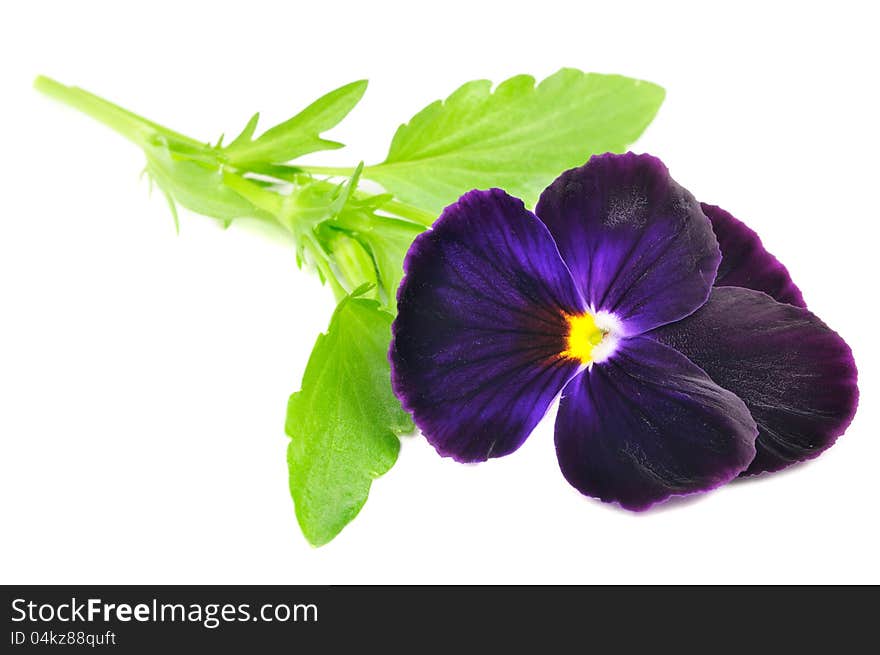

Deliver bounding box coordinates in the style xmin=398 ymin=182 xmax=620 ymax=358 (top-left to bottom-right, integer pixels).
xmin=562 ymin=313 xmax=605 ymax=364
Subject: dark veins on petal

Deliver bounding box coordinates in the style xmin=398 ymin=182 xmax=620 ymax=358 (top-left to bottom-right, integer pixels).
xmin=390 ymin=189 xmax=585 ymax=463
xmin=650 ymin=287 xmax=858 ymax=475
xmin=703 ymin=203 xmax=806 ymax=307
xmin=555 ymin=336 xmax=757 ymax=510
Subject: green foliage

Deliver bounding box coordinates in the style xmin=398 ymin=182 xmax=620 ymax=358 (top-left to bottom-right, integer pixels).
xmin=321 ymin=230 xmax=379 ymax=297
xmin=36 ymin=67 xmax=664 ymax=545
xmin=144 ymin=139 xmax=270 ymax=229
xmin=286 ymin=289 xmax=411 ymax=546
xmin=223 ymin=80 xmax=368 ymax=166
xmin=327 ymin=210 xmax=424 ymax=310
xmin=365 ymin=69 xmax=665 ymax=213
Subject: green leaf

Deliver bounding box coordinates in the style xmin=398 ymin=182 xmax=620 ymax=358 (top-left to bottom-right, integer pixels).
xmin=144 ymin=138 xmax=271 ymax=224
xmin=286 ymin=290 xmax=411 ymax=546
xmin=364 ymin=68 xmax=665 ymax=213
xmin=227 ymin=112 xmax=261 ymax=149
xmin=224 ymin=80 xmax=368 ymax=166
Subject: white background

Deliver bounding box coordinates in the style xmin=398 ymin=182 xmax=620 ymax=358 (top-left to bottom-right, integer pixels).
xmin=1 ymin=1 xmax=877 ymax=584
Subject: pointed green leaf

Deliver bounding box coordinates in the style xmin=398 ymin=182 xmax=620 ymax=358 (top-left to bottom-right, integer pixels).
xmin=224 ymin=80 xmax=368 ymax=166
xmin=364 ymin=68 xmax=665 ymax=213
xmin=228 ymin=112 xmax=261 ymax=149
xmin=286 ymin=292 xmax=411 ymax=546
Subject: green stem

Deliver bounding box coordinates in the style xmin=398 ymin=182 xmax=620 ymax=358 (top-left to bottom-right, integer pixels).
xmin=34 ymin=76 xmax=204 ymax=150
xmin=297 ymin=165 xmax=358 ymax=177
xmin=377 ymin=198 xmax=435 ymax=226
xmin=35 ymin=76 xmax=436 ymax=245
xmin=304 ymin=235 xmax=347 ymax=300
xmin=221 ymin=171 xmax=285 ymax=218
xmin=298 ymin=171 xmax=435 ymax=226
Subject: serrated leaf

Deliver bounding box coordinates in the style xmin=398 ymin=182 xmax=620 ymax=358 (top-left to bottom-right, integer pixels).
xmin=286 ymin=292 xmax=411 ymax=546
xmin=364 ymin=68 xmax=665 ymax=213
xmin=224 ymin=80 xmax=368 ymax=166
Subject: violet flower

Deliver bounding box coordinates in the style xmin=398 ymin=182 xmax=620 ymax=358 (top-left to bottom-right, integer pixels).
xmin=389 ymin=153 xmax=858 ymax=509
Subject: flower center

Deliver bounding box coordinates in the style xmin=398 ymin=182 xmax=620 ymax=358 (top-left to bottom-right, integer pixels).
xmin=562 ymin=312 xmax=606 ymax=364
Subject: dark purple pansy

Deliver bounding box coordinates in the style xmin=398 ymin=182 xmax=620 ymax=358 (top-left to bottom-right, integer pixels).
xmin=390 ymin=153 xmax=858 ymax=509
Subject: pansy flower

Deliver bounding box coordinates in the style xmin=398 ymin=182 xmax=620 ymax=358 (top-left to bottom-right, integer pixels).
xmin=389 ymin=153 xmax=858 ymax=509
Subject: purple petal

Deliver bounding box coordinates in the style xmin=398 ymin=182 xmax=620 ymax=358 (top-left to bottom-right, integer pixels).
xmin=650 ymin=287 xmax=858 ymax=475
xmin=536 ymin=152 xmax=720 ymax=336
xmin=390 ymin=189 xmax=585 ymax=462
xmin=703 ymin=203 xmax=806 ymax=307
xmin=555 ymin=336 xmax=758 ymax=510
